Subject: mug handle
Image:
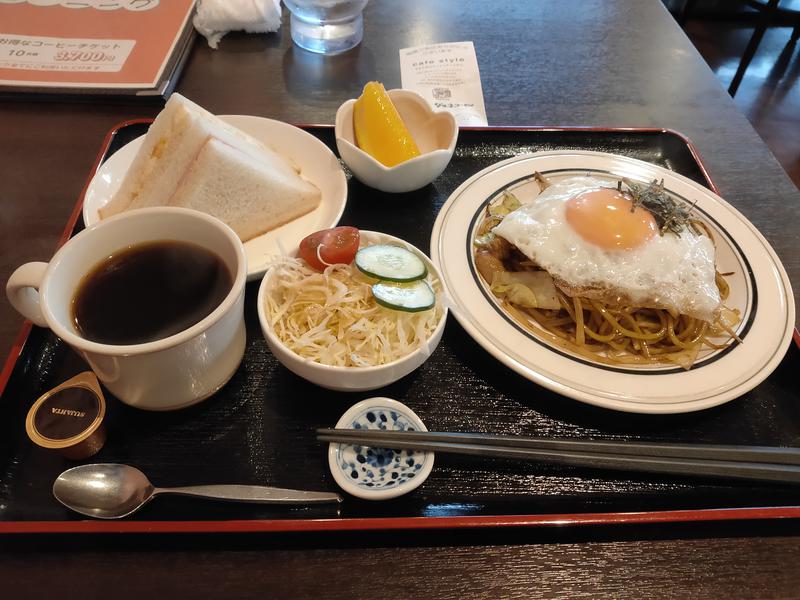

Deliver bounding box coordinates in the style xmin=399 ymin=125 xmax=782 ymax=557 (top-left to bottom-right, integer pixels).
xmin=6 ymin=262 xmax=49 ymax=328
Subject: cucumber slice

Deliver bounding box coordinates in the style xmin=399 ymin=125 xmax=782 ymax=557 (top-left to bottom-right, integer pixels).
xmin=355 ymin=245 xmax=428 ymax=282
xmin=372 ymin=280 xmax=436 ymax=312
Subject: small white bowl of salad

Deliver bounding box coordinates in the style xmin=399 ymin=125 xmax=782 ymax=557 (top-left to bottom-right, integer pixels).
xmin=257 ymin=227 xmax=448 ymax=391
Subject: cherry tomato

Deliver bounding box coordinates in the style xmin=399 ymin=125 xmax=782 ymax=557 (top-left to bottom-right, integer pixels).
xmin=298 ymin=226 xmax=360 ymax=271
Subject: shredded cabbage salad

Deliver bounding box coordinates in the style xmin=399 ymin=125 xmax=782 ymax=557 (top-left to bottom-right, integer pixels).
xmin=264 ymin=257 xmax=442 ymax=367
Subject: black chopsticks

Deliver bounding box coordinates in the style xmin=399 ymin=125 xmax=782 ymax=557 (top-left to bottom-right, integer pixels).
xmin=316 ymin=429 xmax=800 ymax=485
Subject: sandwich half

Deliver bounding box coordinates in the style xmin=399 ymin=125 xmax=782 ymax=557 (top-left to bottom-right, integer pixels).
xmin=171 ymin=138 xmax=321 ymax=241
xmin=98 ymin=94 xmax=321 ymax=240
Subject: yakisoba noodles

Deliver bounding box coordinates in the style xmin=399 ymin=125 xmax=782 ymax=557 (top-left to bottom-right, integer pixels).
xmin=473 ymin=174 xmax=740 ymax=369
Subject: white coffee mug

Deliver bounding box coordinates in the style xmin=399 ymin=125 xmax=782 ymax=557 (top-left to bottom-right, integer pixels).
xmin=6 ymin=207 xmax=247 ymax=411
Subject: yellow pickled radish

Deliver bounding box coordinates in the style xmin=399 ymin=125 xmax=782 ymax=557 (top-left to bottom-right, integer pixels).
xmin=353 ymin=82 xmax=421 ymax=167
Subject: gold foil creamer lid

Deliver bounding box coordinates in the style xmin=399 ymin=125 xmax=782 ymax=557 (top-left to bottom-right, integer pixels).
xmin=25 ymin=371 xmax=107 ymax=460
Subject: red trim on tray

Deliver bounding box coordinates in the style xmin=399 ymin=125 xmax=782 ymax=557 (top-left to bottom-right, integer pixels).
xmin=2 ymin=507 xmax=800 ymax=535
xmin=1 ymin=120 xmax=797 ymax=535
xmin=661 ymin=128 xmax=720 ymax=195
xmin=0 ymin=322 xmax=32 ymax=398
xmin=0 ymin=119 xmax=154 ymax=399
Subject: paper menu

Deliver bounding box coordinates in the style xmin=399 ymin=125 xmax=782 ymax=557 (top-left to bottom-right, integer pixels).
xmin=400 ymin=41 xmax=488 ymax=126
xmin=0 ymin=0 xmax=195 ymax=95
xmin=0 ymin=34 xmax=136 ymax=74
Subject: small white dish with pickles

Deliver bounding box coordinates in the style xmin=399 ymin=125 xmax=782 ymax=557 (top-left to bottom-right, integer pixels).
xmin=335 ymin=83 xmax=458 ymax=193
xmin=257 ymin=228 xmax=448 ymax=391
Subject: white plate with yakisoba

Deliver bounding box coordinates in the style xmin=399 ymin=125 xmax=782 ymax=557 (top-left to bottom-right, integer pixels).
xmin=431 ymin=150 xmax=794 ymax=414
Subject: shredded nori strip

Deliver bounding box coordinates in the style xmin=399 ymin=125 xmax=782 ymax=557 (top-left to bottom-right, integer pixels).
xmin=619 ymin=177 xmax=695 ymax=236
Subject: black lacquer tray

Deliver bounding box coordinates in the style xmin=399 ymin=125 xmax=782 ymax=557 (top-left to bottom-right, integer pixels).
xmin=2 ymin=124 xmax=799 ymax=534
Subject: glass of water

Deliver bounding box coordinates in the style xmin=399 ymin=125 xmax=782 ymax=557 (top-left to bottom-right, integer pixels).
xmin=284 ymin=0 xmax=370 ymax=55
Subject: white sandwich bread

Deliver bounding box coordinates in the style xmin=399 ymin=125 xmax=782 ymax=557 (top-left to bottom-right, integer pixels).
xmin=98 ymin=93 xmax=321 ymax=242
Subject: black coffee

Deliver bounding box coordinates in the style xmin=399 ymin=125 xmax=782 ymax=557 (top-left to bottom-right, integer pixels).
xmin=72 ymin=240 xmax=232 ymax=345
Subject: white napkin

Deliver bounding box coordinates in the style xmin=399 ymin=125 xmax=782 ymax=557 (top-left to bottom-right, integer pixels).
xmin=193 ymin=0 xmax=282 ymax=49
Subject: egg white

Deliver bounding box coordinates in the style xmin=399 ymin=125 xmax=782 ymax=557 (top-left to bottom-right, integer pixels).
xmin=492 ymin=175 xmax=721 ymax=322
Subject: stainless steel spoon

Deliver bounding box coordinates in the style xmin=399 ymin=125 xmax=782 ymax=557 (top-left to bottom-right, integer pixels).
xmin=53 ymin=463 xmax=342 ymax=519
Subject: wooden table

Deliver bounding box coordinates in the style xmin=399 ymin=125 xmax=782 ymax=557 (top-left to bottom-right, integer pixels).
xmin=2 ymin=0 xmax=800 ymax=597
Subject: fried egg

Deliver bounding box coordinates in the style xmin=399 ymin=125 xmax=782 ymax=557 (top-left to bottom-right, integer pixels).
xmin=492 ymin=175 xmax=721 ymax=322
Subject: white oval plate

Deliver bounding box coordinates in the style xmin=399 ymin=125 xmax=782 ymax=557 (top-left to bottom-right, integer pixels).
xmin=430 ymin=150 xmax=795 ymax=414
xmin=83 ymin=115 xmax=348 ymax=281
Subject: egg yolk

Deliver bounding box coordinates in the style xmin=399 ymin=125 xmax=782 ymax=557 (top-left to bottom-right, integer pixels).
xmin=565 ymin=188 xmax=657 ymax=250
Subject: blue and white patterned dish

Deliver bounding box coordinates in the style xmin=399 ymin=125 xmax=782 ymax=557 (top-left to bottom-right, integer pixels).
xmin=328 ymin=397 xmax=434 ymax=500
